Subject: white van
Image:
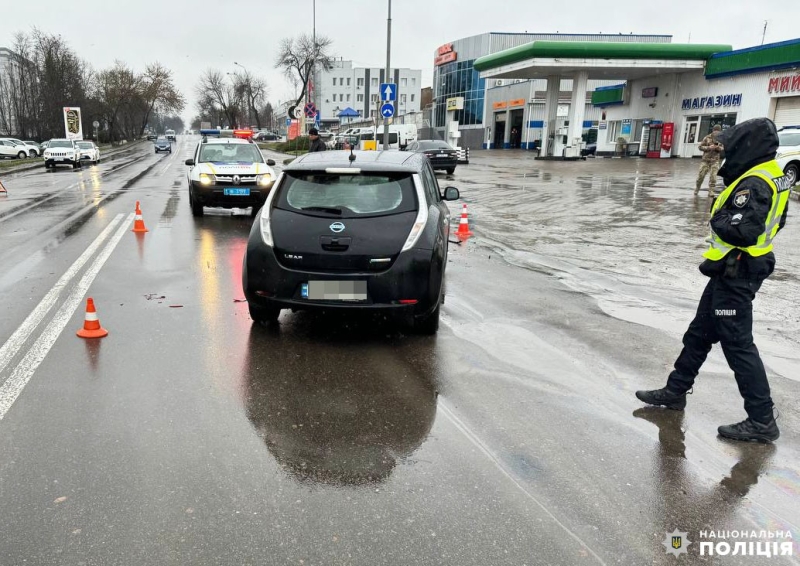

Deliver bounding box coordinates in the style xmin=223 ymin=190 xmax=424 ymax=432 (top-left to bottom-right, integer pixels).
xmin=375 ymin=124 xmax=418 ymax=150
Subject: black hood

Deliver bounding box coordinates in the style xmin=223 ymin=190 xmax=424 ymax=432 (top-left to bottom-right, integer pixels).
xmin=717 ymin=118 xmax=779 ymax=185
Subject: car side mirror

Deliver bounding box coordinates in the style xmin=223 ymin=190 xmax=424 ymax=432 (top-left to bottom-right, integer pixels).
xmin=266 ymin=159 xmax=276 ymax=166
xmin=442 ymin=187 xmax=460 ymax=201
xmin=184 ymin=159 xmax=195 ymax=166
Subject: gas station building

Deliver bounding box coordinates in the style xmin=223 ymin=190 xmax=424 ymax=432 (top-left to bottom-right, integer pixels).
xmin=473 ymin=39 xmax=800 ymax=158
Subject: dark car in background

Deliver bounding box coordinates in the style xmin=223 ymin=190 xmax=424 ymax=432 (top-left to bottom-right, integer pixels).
xmin=154 ymin=137 xmax=172 ymax=153
xmin=242 ymin=151 xmax=461 ymax=334
xmin=404 ymin=140 xmax=458 ymax=174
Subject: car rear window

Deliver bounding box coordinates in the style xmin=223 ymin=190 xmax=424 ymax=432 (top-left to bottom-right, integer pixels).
xmin=77 ymin=142 xmax=93 ymax=149
xmin=417 ymin=141 xmax=452 ymax=150
xmin=277 ymin=172 xmax=417 ymax=218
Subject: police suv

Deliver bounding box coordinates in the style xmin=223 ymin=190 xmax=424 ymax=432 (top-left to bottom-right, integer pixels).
xmin=184 ymin=130 xmax=277 ymax=217
xmin=776 ymin=126 xmax=800 ymax=187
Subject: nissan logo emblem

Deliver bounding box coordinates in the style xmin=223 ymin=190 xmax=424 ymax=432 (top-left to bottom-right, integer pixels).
xmin=330 ymin=222 xmax=345 ymax=233
xmin=233 ymin=175 xmax=241 ymax=185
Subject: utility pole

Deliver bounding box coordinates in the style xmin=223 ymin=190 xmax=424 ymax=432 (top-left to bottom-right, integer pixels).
xmin=383 ymin=0 xmax=392 ymax=151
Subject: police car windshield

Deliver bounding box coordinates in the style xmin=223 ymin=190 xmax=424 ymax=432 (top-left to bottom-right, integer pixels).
xmin=199 ymin=143 xmax=263 ymax=164
xmin=778 ymin=131 xmax=800 ymax=146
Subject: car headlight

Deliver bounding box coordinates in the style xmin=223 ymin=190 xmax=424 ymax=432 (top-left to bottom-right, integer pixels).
xmin=256 ymin=174 xmax=273 ymax=187
xmin=199 ymin=173 xmax=214 ymax=186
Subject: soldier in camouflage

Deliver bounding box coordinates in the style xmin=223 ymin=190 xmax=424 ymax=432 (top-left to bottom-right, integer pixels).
xmin=695 ymin=124 xmax=724 ymax=196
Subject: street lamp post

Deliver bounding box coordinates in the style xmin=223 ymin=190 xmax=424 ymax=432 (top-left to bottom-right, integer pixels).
xmin=383 ymin=0 xmax=392 ymax=151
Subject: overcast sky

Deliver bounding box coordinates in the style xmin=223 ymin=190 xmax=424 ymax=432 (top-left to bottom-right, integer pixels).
xmin=3 ymin=0 xmax=798 ymax=125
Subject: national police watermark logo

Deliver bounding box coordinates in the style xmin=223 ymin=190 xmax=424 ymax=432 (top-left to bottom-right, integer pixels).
xmin=663 ymin=529 xmax=691 ymax=558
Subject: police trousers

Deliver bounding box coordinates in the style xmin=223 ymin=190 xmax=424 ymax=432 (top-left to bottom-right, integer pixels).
xmin=666 ymin=275 xmax=774 ymax=423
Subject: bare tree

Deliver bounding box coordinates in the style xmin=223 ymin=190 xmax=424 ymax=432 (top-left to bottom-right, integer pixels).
xmin=138 ymin=62 xmax=185 ymax=136
xmin=274 ymin=34 xmax=335 ymax=115
xmin=233 ymin=71 xmax=268 ymax=130
xmin=195 ymin=69 xmax=241 ymax=128
xmin=94 ymin=61 xmax=141 ymax=142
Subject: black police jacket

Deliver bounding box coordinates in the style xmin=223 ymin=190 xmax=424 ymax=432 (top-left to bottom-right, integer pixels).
xmin=699 ymin=118 xmax=788 ymax=280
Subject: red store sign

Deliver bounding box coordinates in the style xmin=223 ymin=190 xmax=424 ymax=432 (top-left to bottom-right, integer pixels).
xmin=768 ymin=75 xmax=800 ymax=94
xmin=435 ymin=43 xmax=458 ymax=66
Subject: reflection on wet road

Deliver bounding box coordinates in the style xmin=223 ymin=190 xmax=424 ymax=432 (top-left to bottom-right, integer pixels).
xmin=0 ymin=145 xmax=797 ymax=564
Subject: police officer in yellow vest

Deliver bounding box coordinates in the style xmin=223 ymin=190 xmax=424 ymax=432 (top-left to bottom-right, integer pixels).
xmin=637 ymin=118 xmax=790 ymax=442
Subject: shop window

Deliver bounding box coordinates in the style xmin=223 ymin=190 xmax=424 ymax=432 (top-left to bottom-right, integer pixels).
xmin=607 ymin=121 xmax=621 ymax=140
xmin=699 ymin=114 xmax=737 ymax=138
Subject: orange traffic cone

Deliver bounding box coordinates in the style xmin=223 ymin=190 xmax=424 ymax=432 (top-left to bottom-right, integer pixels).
xmin=76 ymin=298 xmax=109 ymax=339
xmin=454 ymin=203 xmax=473 ymax=239
xmin=132 ymin=201 xmax=148 ymax=233
xmin=0 ymin=179 xmax=7 ymax=195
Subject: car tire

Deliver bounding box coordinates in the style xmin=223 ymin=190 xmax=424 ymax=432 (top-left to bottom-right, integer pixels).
xmin=413 ymin=303 xmax=441 ymax=335
xmin=17 ymin=151 xmax=26 ymax=159
xmin=29 ymin=150 xmax=37 ymax=158
xmin=190 ymin=192 xmax=204 ymax=217
xmin=785 ymin=163 xmax=799 ymax=187
xmin=446 ymin=168 xmax=456 ymax=175
xmin=248 ymin=303 xmax=280 ymax=324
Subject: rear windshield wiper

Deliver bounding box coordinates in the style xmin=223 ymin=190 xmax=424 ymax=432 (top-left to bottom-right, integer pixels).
xmin=301 ymin=206 xmax=343 ymax=215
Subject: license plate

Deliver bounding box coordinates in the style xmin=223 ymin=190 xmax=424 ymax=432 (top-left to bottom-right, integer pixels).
xmin=437 ymin=153 xmax=448 ymax=157
xmin=55 ymin=157 xmax=65 ymax=161
xmin=223 ymin=188 xmax=250 ymax=196
xmin=302 ymin=281 xmax=367 ymax=301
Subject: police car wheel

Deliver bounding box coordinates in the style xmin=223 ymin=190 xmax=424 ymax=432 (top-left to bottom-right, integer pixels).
xmin=785 ymin=164 xmax=798 ymax=187
xmin=190 ymin=193 xmax=204 ymax=217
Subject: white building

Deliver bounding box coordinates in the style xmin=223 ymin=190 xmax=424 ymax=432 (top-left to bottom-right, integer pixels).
xmin=314 ymin=60 xmax=422 ymax=123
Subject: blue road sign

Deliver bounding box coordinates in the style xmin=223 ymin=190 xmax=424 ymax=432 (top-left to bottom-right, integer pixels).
xmin=380 ymin=103 xmax=395 ymax=118
xmin=380 ymin=83 xmax=397 ymax=101
xmin=314 ymin=110 xmax=320 ymax=126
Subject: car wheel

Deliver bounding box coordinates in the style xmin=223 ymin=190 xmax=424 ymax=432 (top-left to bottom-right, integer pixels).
xmin=413 ymin=303 xmax=441 ymax=335
xmin=28 ymin=150 xmax=37 ymax=158
xmin=190 ymin=192 xmax=204 ymax=217
xmin=446 ymin=168 xmax=456 ymax=175
xmin=248 ymin=303 xmax=281 ymax=324
xmin=785 ymin=163 xmax=799 ymax=187
xmin=17 ymin=151 xmax=26 ymax=159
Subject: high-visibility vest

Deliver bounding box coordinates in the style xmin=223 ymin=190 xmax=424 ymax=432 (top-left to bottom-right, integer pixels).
xmin=704 ymin=160 xmax=791 ymax=260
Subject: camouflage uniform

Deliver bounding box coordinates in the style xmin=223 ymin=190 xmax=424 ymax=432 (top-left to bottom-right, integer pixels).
xmin=695 ymin=127 xmax=724 ymax=196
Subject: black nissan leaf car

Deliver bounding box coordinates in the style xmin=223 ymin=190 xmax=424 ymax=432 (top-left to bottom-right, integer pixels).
xmin=242 ymin=151 xmax=461 ymax=334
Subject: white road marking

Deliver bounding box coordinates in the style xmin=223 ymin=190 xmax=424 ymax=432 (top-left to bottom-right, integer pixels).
xmin=0 ymin=214 xmax=124 ymax=378
xmin=0 ymin=213 xmax=133 ymax=421
xmin=438 ymin=399 xmax=608 ymax=566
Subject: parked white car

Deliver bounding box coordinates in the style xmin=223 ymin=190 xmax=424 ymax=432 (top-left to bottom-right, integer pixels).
xmin=776 ymin=126 xmax=800 ymax=187
xmin=1 ymin=138 xmax=42 ymax=157
xmin=76 ymin=141 xmax=101 ymax=165
xmin=43 ymin=139 xmax=82 ymax=169
xmin=0 ymin=138 xmax=30 ymax=159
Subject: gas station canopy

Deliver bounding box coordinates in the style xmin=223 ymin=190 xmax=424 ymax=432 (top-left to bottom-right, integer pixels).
xmin=474 ymin=41 xmax=733 ymax=80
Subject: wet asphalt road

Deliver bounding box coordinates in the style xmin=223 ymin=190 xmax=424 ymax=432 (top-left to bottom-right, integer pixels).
xmin=0 ymin=141 xmax=798 ymax=565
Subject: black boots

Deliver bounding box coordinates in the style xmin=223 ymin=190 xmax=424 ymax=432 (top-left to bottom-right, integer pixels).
xmin=635 ymin=387 xmax=687 ymax=411
xmin=718 ymin=418 xmax=780 ymax=443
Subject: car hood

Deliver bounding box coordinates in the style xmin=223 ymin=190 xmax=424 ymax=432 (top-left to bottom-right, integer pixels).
xmin=196 ymin=162 xmax=274 ymax=176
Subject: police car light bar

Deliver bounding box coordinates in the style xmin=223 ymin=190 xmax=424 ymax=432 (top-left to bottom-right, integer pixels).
xmin=199 ymin=129 xmax=254 ymax=139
